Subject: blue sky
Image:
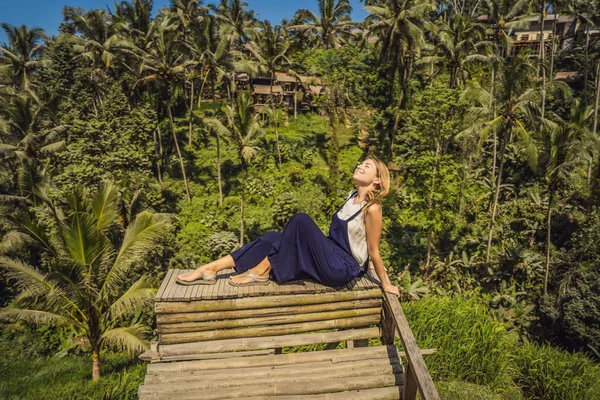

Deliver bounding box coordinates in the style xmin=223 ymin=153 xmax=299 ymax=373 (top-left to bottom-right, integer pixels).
xmin=0 ymin=0 xmax=369 ymax=45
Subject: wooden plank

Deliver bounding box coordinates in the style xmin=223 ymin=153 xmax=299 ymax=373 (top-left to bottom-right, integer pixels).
xmin=304 ymin=280 xmax=316 ymax=294
xmin=158 ymin=308 xmax=381 ymax=334
xmin=156 ymin=299 xmax=382 ymax=324
xmin=159 ymin=327 xmax=381 ymax=357
xmin=242 ymin=387 xmax=402 ymax=400
xmin=165 ymin=271 xmax=182 ymax=302
xmin=139 ymin=373 xmax=402 ymax=400
xmin=155 ymin=270 xmax=174 ymax=301
xmin=159 ymin=314 xmax=381 ymax=344
xmin=216 ymin=272 xmax=227 ymax=299
xmin=142 ymin=365 xmax=401 ymax=392
xmin=149 ymin=345 xmax=398 ymax=373
xmin=173 ymin=274 xmax=191 ymax=301
xmin=140 ymin=387 xmax=401 ymax=400
xmin=155 ymin=289 xmax=382 ymax=313
xmin=145 ymin=359 xmax=402 ymax=385
xmin=189 ymin=280 xmax=201 ymax=301
xmin=383 ymin=291 xmax=440 ymax=400
xmin=151 ymin=349 xmax=276 ymax=363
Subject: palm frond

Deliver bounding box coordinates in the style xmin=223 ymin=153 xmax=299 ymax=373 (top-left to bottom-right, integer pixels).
xmin=106 ymin=276 xmax=156 ymax=319
xmin=0 ymin=307 xmax=71 ymax=325
xmin=101 ymin=212 xmax=171 ymax=296
xmin=91 ymin=182 xmax=120 ymax=231
xmin=101 ymin=323 xmax=150 ymax=354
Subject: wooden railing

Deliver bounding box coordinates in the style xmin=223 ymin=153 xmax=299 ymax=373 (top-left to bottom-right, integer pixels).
xmin=381 ymin=291 xmax=440 ymax=400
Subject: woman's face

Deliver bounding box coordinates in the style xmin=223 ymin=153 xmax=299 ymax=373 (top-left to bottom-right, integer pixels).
xmin=353 ymin=159 xmax=379 ymax=187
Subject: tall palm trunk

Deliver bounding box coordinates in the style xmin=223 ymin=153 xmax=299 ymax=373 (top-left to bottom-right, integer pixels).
xmin=188 ymin=80 xmax=194 ymax=147
xmin=486 ymin=129 xmax=508 ymax=265
xmin=544 ymin=188 xmax=555 ymax=297
xmin=275 ymin=116 xmax=282 ymax=169
xmin=240 ymin=159 xmax=245 ymax=246
xmin=588 ymin=60 xmax=600 ymax=184
xmin=490 ymin=65 xmax=497 ymax=186
xmin=155 ymin=102 xmax=164 ymax=184
xmin=167 ymin=105 xmax=192 ymax=203
xmin=153 ymin=128 xmax=163 ymax=184
xmin=540 ymin=7 xmax=546 ymax=119
xmin=584 ymin=24 xmax=591 ymax=104
xmin=212 ymin=77 xmax=223 ymax=206
xmin=92 ymin=346 xmax=100 ymax=380
xmin=593 ymin=59 xmax=600 ymax=136
xmin=549 ymin=9 xmax=558 ymax=82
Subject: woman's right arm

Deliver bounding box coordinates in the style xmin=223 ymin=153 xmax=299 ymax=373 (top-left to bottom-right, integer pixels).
xmin=365 ymin=204 xmax=400 ymax=297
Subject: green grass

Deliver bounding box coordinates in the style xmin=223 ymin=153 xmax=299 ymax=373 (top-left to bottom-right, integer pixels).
xmin=0 ymin=352 xmax=145 ymax=400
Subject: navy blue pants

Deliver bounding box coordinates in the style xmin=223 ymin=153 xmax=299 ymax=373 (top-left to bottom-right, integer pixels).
xmin=230 ymin=213 xmax=360 ymax=287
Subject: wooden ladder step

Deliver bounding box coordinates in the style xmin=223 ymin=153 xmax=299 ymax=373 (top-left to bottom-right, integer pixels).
xmin=138 ymin=373 xmax=403 ymax=400
xmin=241 ymin=387 xmax=402 ymax=400
xmin=148 ymin=345 xmax=399 ymax=374
xmin=144 ymin=357 xmax=402 ymax=384
xmin=158 ymin=327 xmax=381 ymax=357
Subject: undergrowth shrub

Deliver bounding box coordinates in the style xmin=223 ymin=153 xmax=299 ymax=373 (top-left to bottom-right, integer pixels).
xmin=403 ymin=296 xmax=513 ymax=387
xmin=512 ymin=342 xmax=600 ymax=400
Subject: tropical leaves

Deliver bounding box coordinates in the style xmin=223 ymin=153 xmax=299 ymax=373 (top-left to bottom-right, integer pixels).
xmin=0 ymin=182 xmax=171 ymax=380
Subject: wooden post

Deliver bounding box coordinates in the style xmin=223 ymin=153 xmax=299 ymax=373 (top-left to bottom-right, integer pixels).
xmin=381 ymin=303 xmax=395 ymax=345
xmin=403 ymin=364 xmax=418 ymax=400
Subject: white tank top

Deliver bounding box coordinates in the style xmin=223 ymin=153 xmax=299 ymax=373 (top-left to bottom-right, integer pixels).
xmin=336 ymin=190 xmax=368 ymax=266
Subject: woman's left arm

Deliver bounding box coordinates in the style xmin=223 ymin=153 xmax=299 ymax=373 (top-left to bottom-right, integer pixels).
xmin=365 ymin=204 xmax=400 ymax=297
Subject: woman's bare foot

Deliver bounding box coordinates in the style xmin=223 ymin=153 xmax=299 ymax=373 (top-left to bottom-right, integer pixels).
xmin=177 ymin=255 xmax=234 ymax=282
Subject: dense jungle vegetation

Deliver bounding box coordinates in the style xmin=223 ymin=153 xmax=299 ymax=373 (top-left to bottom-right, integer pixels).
xmin=1 ymin=0 xmax=600 ymax=397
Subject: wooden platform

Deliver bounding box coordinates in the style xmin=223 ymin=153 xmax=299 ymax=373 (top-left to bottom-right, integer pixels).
xmin=140 ymin=268 xmax=440 ymax=400
xmin=155 ymin=269 xmax=382 ymax=302
xmin=139 ymin=345 xmax=404 ymax=400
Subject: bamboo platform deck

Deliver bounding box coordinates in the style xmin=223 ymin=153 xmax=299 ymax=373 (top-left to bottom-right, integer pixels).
xmin=140 ymin=269 xmax=440 ymax=400
xmin=155 ymin=269 xmax=382 ymax=302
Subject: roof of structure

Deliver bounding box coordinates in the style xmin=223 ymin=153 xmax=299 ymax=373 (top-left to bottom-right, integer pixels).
xmin=253 ymin=84 xmax=283 ymax=94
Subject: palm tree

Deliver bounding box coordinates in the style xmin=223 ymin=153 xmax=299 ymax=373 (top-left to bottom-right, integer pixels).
xmin=185 ymin=14 xmax=236 ymax=205
xmin=138 ymin=21 xmax=194 ymax=203
xmin=111 ymin=0 xmax=153 ymax=46
xmin=540 ymin=100 xmax=592 ymax=296
xmin=461 ymin=53 xmax=544 ymax=266
xmin=63 ymin=9 xmax=137 ymax=114
xmin=262 ymin=105 xmax=285 ymax=168
xmin=0 ymin=182 xmax=171 ymax=380
xmin=420 ymin=15 xmax=490 ymax=88
xmin=0 ymin=91 xmax=68 ymax=202
xmin=205 ymin=92 xmax=263 ymax=246
xmin=365 ymin=0 xmax=435 ymax=146
xmin=0 ymin=24 xmax=47 ymax=90
xmin=245 ymin=21 xmax=290 ymax=97
xmin=214 ymin=0 xmax=255 ymax=50
xmin=288 ymin=0 xmax=357 ymax=49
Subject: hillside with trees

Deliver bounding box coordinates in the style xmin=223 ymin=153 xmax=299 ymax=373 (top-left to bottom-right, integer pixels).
xmin=1 ymin=0 xmax=600 ymax=398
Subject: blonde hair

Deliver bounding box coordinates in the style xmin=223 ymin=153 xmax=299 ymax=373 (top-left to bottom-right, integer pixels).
xmin=363 ymin=157 xmax=391 ymax=217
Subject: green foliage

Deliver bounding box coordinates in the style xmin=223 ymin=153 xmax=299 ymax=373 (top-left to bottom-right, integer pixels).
xmin=404 ymin=296 xmax=513 ymax=387
xmin=512 ymin=342 xmax=600 ymax=400
xmin=0 ymin=351 xmax=144 ymax=400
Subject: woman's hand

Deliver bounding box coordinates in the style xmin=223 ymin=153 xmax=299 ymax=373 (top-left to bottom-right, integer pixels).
xmin=382 ymin=283 xmax=400 ymax=297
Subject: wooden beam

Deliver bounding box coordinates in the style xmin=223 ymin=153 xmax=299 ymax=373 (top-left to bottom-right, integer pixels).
xmin=157 ymin=307 xmax=381 ymax=334
xmin=383 ymin=292 xmax=440 ymax=400
xmin=149 ymin=344 xmax=396 ymax=373
xmin=156 ymin=299 xmax=382 ymax=324
xmin=158 ymin=327 xmax=381 ymax=357
xmin=144 ymin=360 xmax=402 ymax=386
xmin=155 ymin=289 xmax=382 ymax=313
xmin=159 ymin=314 xmax=380 ymax=344
xmin=139 ymin=373 xmax=403 ymax=400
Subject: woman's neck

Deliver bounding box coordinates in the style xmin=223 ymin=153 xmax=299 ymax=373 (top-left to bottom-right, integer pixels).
xmin=354 ymin=186 xmax=372 ymax=204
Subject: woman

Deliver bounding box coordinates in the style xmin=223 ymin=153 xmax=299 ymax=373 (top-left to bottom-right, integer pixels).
xmin=177 ymin=158 xmax=400 ymax=297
